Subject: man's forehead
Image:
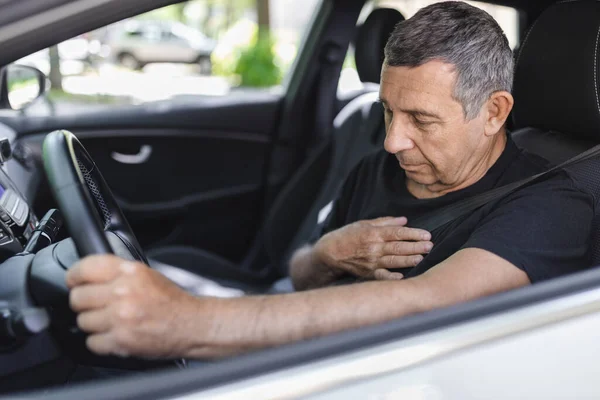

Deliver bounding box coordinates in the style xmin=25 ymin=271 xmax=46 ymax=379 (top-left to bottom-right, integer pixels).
xmin=379 ymin=61 xmax=458 ymax=104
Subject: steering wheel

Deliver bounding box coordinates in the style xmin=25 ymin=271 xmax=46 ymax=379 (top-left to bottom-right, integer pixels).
xmin=27 ymin=130 xmax=183 ymax=370
xmin=43 ymin=130 xmax=147 ymax=263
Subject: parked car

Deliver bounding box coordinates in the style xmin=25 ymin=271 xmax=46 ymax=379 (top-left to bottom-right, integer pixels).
xmin=106 ymin=20 xmax=216 ymax=74
xmin=0 ymin=0 xmax=597 ymax=399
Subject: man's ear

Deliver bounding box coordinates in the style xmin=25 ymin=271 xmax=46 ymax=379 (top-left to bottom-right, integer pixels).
xmin=483 ymin=91 xmax=514 ymax=137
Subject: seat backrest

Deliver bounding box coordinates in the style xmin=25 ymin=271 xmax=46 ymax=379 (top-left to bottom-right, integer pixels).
xmin=510 ymin=1 xmax=600 ymax=265
xmin=259 ymin=8 xmax=405 ymax=275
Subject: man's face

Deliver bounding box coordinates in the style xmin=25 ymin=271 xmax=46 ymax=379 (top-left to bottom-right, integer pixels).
xmin=379 ymin=61 xmax=488 ymax=195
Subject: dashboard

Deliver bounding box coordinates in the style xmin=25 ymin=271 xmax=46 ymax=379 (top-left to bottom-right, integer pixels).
xmin=0 ymin=121 xmax=42 ymax=261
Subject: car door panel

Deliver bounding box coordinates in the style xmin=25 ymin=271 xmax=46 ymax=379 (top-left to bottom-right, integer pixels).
xmin=12 ymin=94 xmax=283 ymax=264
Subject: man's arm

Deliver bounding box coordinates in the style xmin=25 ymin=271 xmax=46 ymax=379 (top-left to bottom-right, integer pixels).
xmin=288 ymin=245 xmax=343 ymax=291
xmin=193 ymin=247 xmax=528 ymax=358
xmin=67 ymin=248 xmax=528 ymax=359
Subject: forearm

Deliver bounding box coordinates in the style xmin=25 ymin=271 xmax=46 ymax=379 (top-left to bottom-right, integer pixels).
xmin=184 ymin=279 xmax=433 ymax=359
xmin=289 ymin=245 xmax=342 ymax=291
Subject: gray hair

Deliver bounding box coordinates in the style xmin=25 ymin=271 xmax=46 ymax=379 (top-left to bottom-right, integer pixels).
xmin=383 ymin=1 xmax=514 ymax=119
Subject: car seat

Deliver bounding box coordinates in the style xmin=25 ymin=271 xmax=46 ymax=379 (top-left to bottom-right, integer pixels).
xmin=510 ymin=1 xmax=600 ymax=265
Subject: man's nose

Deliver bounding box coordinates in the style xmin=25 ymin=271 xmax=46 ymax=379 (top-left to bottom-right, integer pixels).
xmin=384 ymin=126 xmax=414 ymax=154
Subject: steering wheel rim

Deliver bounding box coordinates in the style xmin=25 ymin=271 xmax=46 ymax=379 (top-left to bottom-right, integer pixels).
xmin=42 ymin=130 xmax=147 ymax=263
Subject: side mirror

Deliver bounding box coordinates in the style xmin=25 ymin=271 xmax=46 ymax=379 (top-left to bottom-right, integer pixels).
xmin=0 ymin=65 xmax=47 ymax=111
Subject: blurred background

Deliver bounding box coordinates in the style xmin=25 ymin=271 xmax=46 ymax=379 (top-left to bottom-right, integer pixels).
xmin=14 ymin=0 xmax=518 ymax=112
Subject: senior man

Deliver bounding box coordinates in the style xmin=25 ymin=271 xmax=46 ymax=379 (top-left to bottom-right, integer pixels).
xmin=66 ymin=1 xmax=592 ymax=359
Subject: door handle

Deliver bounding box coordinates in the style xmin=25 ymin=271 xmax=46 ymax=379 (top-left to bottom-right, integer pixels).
xmin=111 ymin=145 xmax=152 ymax=164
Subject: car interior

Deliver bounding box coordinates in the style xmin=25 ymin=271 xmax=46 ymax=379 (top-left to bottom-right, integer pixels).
xmin=0 ymin=0 xmax=598 ymax=397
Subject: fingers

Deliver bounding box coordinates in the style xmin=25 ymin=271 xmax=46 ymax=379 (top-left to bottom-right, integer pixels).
xmin=66 ymin=255 xmax=126 ymax=288
xmin=86 ymin=333 xmax=128 ymax=357
xmin=381 ymin=240 xmax=433 ymax=256
xmin=69 ymin=283 xmax=114 ymax=312
xmin=370 ymin=216 xmax=408 ymax=227
xmin=379 ymin=254 xmax=424 ymax=268
xmin=77 ymin=308 xmax=112 ymax=333
xmin=378 ymin=226 xmax=431 ymax=242
xmin=373 ymin=269 xmax=404 ymax=280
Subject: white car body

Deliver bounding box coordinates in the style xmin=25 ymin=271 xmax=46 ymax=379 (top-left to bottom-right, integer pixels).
xmin=184 ymin=282 xmax=600 ymax=399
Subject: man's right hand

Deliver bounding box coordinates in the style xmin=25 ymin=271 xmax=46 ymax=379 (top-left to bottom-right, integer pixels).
xmin=312 ymin=216 xmax=432 ymax=282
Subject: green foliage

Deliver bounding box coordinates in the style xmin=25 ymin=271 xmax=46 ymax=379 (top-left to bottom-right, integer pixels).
xmin=7 ymin=77 xmax=37 ymax=92
xmin=233 ymin=31 xmax=282 ymax=87
xmin=47 ymin=89 xmax=131 ymax=105
xmin=343 ymin=50 xmax=357 ymax=70
xmin=212 ymin=47 xmax=241 ymax=78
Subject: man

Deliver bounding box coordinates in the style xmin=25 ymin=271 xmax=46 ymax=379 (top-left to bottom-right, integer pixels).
xmin=66 ymin=2 xmax=593 ymax=359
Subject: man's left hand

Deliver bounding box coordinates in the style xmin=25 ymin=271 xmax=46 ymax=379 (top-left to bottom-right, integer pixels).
xmin=66 ymin=255 xmax=206 ymax=359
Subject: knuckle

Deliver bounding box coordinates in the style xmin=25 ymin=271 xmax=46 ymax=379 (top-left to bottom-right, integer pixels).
xmin=69 ymin=288 xmax=83 ymax=310
xmin=363 ymin=229 xmax=377 ymax=242
xmin=86 ymin=336 xmax=104 ymax=354
xmin=365 ymin=243 xmax=378 ymax=255
xmin=381 ymin=256 xmax=395 ymax=268
xmin=374 ymin=269 xmax=387 ymax=280
xmin=411 ymin=242 xmax=422 ymax=253
xmin=395 ymin=227 xmax=407 ymax=239
xmin=358 ymin=243 xmax=375 ymax=259
xmin=366 ymin=255 xmax=378 ymax=265
xmin=393 ymin=242 xmax=406 ymax=254
xmin=115 ymin=300 xmax=137 ymax=322
xmin=394 ymin=256 xmax=411 ymax=267
xmin=399 ymin=257 xmax=412 ymax=267
xmin=114 ymin=328 xmax=133 ymax=348
xmin=76 ymin=313 xmax=88 ymax=330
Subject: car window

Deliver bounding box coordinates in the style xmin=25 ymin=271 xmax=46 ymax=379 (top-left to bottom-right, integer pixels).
xmin=338 ymin=0 xmax=520 ymax=96
xmin=15 ymin=0 xmax=321 ymax=111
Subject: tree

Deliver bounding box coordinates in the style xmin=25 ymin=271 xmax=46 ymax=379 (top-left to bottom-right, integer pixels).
xmin=256 ymin=0 xmax=270 ymax=35
xmin=48 ymin=46 xmax=63 ymax=92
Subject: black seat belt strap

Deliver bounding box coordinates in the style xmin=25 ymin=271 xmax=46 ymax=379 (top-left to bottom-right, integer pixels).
xmin=410 ymin=143 xmax=600 ymax=232
xmin=312 ymin=42 xmax=344 ymax=148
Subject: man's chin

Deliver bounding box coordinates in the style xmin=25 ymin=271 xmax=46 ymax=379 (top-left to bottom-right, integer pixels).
xmin=405 ymin=170 xmax=440 ymax=187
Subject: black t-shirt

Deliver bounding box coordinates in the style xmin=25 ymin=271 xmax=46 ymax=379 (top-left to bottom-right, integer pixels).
xmin=318 ymin=135 xmax=594 ymax=283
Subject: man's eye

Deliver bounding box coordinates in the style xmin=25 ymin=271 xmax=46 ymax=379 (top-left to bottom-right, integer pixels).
xmin=413 ymin=116 xmax=433 ymax=128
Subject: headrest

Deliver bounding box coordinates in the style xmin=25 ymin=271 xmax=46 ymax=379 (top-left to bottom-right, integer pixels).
xmin=355 ymin=8 xmax=405 ymax=84
xmin=513 ymin=1 xmax=600 ymax=141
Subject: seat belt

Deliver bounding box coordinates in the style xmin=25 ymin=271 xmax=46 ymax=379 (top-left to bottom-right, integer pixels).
xmin=409 ymin=142 xmax=600 ymax=232
xmin=311 ymin=42 xmax=345 ymax=148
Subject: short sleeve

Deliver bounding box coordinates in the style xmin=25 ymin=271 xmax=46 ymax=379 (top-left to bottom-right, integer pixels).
xmin=461 ymin=174 xmax=594 ymax=283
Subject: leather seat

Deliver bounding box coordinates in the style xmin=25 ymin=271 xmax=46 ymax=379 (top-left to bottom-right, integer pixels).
xmin=510 ymin=0 xmax=600 ymax=264
xmin=148 ymin=8 xmax=405 ymax=292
